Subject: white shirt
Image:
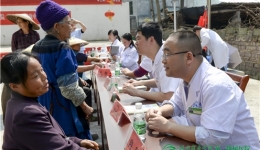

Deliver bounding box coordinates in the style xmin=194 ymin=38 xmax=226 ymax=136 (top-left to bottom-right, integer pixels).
xmin=119 ymin=45 xmax=139 ymax=71
xmin=140 ymin=56 xmax=153 ymax=77
xmin=71 ymin=28 xmax=85 ymax=53
xmin=152 ymin=47 xmax=180 ymax=93
xmin=200 ymin=28 xmax=229 ymax=68
xmin=164 ymin=58 xmax=260 ymax=149
xmin=112 ymin=39 xmax=124 ymax=56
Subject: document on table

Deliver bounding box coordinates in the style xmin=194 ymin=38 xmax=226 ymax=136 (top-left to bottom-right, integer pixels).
xmin=123 ymin=104 xmax=159 ymax=114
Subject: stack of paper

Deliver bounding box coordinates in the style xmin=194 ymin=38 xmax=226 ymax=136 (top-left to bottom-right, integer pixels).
xmin=123 ymin=104 xmax=159 ymax=114
xmin=118 ymin=85 xmax=147 ymax=93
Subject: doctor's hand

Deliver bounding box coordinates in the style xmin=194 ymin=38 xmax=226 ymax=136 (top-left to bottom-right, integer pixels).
xmin=121 ymin=68 xmax=131 ymax=75
xmin=145 ymin=108 xmax=162 ymax=122
xmin=122 ymin=83 xmax=139 ymax=96
xmin=127 ymin=79 xmax=141 ymax=86
xmin=112 ymin=55 xmax=117 ymax=61
xmin=147 ymin=113 xmax=172 ymax=133
xmin=80 ymin=139 xmax=99 ymax=150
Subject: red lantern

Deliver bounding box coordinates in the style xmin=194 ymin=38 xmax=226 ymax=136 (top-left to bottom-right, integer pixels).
xmin=106 ymin=0 xmax=114 ymax=5
xmin=105 ymin=10 xmax=115 ymax=21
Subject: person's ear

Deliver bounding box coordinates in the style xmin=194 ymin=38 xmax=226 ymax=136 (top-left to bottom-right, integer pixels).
xmin=53 ymin=23 xmax=60 ymax=33
xmin=186 ymin=52 xmax=194 ymax=66
xmin=9 ymin=83 xmax=21 ymax=93
xmin=149 ymin=36 xmax=154 ymax=44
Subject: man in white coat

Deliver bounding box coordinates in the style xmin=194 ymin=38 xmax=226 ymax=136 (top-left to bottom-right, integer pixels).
xmin=146 ymin=31 xmax=260 ymax=149
xmin=193 ymin=26 xmax=229 ymax=71
xmin=122 ymin=22 xmax=180 ymax=102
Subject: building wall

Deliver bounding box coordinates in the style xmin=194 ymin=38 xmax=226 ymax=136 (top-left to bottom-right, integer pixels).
xmin=184 ymin=0 xmax=220 ymax=7
xmin=0 ymin=3 xmax=130 ymax=45
xmin=219 ymin=28 xmax=260 ymax=80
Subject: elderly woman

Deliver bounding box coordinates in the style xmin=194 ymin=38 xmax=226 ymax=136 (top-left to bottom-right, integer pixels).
xmin=31 ymin=0 xmax=97 ymax=140
xmin=1 ymin=52 xmax=99 ymax=150
xmin=7 ymin=14 xmax=40 ymax=51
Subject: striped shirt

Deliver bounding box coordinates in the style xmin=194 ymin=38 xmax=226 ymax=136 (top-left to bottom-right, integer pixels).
xmin=11 ymin=29 xmax=40 ymax=51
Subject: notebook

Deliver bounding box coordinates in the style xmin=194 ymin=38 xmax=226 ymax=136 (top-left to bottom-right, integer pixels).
xmin=110 ymin=45 xmax=119 ymax=56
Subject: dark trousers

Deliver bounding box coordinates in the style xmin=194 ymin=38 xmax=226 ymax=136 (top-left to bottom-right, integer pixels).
xmin=76 ymin=79 xmax=92 ymax=131
xmin=211 ymin=60 xmax=226 ymax=71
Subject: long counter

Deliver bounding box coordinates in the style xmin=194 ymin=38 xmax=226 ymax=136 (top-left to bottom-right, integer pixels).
xmin=92 ymin=72 xmax=196 ymax=150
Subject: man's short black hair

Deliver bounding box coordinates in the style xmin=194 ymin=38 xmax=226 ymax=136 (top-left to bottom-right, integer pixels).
xmin=137 ymin=22 xmax=163 ymax=47
xmin=193 ymin=25 xmax=202 ymax=32
xmin=169 ymin=31 xmax=202 ymax=56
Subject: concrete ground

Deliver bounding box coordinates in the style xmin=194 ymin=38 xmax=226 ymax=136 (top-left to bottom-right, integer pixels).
xmin=0 ymin=42 xmax=259 ymax=147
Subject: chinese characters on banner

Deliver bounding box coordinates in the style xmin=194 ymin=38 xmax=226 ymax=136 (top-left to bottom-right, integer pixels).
xmin=1 ymin=0 xmax=122 ymax=6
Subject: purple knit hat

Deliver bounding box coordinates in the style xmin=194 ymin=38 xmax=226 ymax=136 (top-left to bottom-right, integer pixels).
xmin=36 ymin=0 xmax=69 ymax=31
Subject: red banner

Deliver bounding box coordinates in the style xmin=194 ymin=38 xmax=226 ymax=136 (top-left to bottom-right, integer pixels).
xmin=1 ymin=0 xmax=122 ymax=6
xmin=0 ymin=11 xmax=72 ymax=25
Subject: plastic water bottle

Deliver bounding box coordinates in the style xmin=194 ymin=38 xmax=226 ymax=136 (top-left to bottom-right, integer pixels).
xmin=91 ymin=48 xmax=95 ymax=57
xmin=133 ymin=103 xmax=146 ymax=141
xmin=115 ymin=62 xmax=120 ymax=77
xmin=111 ymin=76 xmax=118 ymax=89
xmin=117 ymin=56 xmax=121 ymax=67
xmin=106 ymin=76 xmax=113 ymax=91
xmin=94 ymin=47 xmax=99 ymax=57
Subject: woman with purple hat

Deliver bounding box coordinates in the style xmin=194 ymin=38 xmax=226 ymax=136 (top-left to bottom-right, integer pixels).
xmin=31 ymin=0 xmax=97 ymax=140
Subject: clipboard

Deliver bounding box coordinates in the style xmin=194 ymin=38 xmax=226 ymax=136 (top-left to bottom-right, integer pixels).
xmin=110 ymin=45 xmax=119 ymax=56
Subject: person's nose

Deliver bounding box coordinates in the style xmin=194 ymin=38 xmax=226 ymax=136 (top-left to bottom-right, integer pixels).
xmin=162 ymin=56 xmax=167 ymax=64
xmin=40 ymin=70 xmax=47 ymax=82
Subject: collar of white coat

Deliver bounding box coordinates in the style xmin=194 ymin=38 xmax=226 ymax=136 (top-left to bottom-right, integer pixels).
xmin=153 ymin=46 xmax=163 ymax=65
xmin=123 ymin=45 xmax=134 ymax=51
xmin=183 ymin=58 xmax=211 ymax=88
xmin=112 ymin=39 xmax=121 ymax=46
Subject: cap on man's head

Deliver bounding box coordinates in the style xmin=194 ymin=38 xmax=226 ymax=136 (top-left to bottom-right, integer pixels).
xmin=36 ymin=0 xmax=69 ymax=31
xmin=193 ymin=25 xmax=202 ymax=32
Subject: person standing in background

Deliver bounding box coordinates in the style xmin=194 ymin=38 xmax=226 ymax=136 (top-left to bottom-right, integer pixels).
xmin=193 ymin=25 xmax=229 ymax=71
xmin=70 ymin=18 xmax=87 ymax=54
xmin=8 ymin=14 xmax=40 ymax=52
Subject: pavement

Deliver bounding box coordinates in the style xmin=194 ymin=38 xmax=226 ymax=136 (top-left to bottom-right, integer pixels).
xmin=0 ymin=42 xmax=259 ymax=147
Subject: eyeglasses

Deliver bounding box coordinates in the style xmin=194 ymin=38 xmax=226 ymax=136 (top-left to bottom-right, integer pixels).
xmin=58 ymin=20 xmax=72 ymax=25
xmin=162 ymin=51 xmax=197 ymax=59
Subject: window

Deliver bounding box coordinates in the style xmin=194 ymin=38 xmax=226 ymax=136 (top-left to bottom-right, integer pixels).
xmin=129 ymin=1 xmax=133 ymax=15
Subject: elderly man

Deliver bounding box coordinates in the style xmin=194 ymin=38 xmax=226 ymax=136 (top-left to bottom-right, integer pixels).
xmin=146 ymin=31 xmax=260 ymax=149
xmin=122 ymin=22 xmax=180 ymax=102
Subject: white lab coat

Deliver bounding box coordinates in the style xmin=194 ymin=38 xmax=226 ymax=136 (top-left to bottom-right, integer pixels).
xmin=112 ymin=39 xmax=124 ymax=56
xmin=167 ymin=58 xmax=260 ymax=149
xmin=140 ymin=56 xmax=153 ymax=76
xmin=225 ymin=42 xmax=242 ymax=68
xmin=200 ymin=28 xmax=229 ymax=68
xmin=139 ymin=56 xmax=160 ymax=96
xmin=119 ymin=46 xmax=139 ymax=71
xmin=152 ymin=47 xmax=180 ymax=93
